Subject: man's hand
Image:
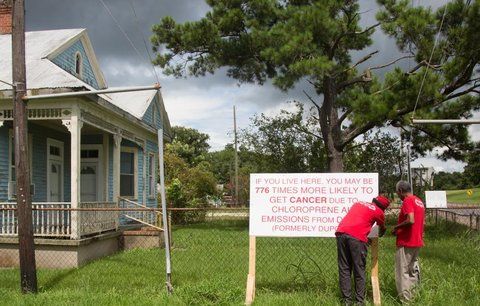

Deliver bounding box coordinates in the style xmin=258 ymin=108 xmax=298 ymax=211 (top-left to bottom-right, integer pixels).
xmin=379 ymin=227 xmax=386 ymax=237
xmin=392 ymin=227 xmax=398 ymax=236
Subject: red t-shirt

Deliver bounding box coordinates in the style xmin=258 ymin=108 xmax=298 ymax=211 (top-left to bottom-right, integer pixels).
xmin=396 ymin=195 xmax=425 ymax=247
xmin=335 ymin=201 xmax=385 ymax=243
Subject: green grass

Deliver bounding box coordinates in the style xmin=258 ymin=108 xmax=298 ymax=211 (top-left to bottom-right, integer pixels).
xmin=1 ymin=218 xmax=479 ymax=305
xmin=447 ymin=187 xmax=480 ymax=205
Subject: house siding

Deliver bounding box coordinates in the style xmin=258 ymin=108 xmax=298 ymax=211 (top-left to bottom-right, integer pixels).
xmin=0 ymin=123 xmax=71 ymax=202
xmin=52 ymin=39 xmax=100 ymax=89
xmin=0 ymin=126 xmax=9 ymax=200
xmin=142 ymin=96 xmax=163 ymax=130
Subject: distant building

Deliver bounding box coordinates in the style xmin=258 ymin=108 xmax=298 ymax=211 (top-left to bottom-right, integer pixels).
xmin=411 ymin=167 xmax=435 ymax=189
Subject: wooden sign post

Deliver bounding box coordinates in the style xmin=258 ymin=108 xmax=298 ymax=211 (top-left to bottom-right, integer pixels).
xmin=370 ymin=237 xmax=381 ymax=305
xmin=245 ymin=236 xmax=256 ymax=305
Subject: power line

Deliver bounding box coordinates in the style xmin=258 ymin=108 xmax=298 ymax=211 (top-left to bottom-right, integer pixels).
xmin=97 ymin=0 xmax=159 ymax=84
xmin=127 ymin=0 xmax=160 ymax=84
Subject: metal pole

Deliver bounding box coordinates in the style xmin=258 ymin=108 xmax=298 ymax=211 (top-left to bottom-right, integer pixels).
xmin=412 ymin=119 xmax=480 ymax=124
xmin=158 ymin=128 xmax=173 ymax=293
xmin=23 ymin=84 xmax=161 ymax=100
xmin=407 ymin=144 xmax=413 ymax=194
xmin=233 ymin=105 xmax=239 ymax=206
xmin=12 ymin=0 xmax=37 ymax=293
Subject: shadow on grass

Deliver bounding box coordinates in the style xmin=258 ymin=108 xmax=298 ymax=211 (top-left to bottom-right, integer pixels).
xmin=40 ymin=268 xmax=78 ymax=291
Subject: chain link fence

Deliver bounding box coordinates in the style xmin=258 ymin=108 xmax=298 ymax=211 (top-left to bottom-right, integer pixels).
xmin=0 ymin=205 xmax=479 ymax=303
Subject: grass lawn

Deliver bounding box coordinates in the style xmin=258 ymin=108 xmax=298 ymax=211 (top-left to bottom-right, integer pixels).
xmin=1 ymin=218 xmax=479 ymax=305
xmin=447 ymin=188 xmax=480 ymax=205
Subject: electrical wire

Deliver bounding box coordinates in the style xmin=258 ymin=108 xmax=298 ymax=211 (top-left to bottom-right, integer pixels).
xmin=127 ymin=0 xmax=161 ymax=85
xmin=97 ymin=0 xmax=159 ymax=84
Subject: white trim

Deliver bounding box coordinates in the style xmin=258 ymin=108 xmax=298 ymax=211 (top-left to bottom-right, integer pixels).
xmin=120 ymin=146 xmax=138 ymax=199
xmin=103 ymin=133 xmax=109 ymax=201
xmin=80 ymin=144 xmax=104 ymax=202
xmin=46 ymin=138 xmax=65 ymax=202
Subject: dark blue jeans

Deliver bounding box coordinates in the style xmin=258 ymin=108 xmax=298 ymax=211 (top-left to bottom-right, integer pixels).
xmin=336 ymin=233 xmax=368 ymax=305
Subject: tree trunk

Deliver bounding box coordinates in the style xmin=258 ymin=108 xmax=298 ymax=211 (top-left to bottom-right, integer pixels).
xmin=319 ymin=77 xmax=344 ymax=173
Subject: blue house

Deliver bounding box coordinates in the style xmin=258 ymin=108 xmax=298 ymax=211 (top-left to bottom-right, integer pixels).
xmin=0 ymin=21 xmax=171 ymax=256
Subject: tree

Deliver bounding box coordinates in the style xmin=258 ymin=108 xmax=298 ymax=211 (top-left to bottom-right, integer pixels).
xmin=151 ymin=0 xmax=480 ymax=172
xmin=463 ymin=142 xmax=480 ymax=187
xmin=344 ymin=131 xmax=405 ymax=197
xmin=168 ymin=126 xmax=211 ymax=166
xmin=241 ymin=101 xmax=327 ymax=172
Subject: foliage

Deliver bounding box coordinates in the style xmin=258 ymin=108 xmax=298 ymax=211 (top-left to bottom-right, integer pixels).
xmin=344 ymin=131 xmax=405 ymax=197
xmin=168 ymin=126 xmax=211 ymax=166
xmin=463 ymin=142 xmax=480 ymax=187
xmin=151 ymin=0 xmax=480 ymax=171
xmin=434 ymin=171 xmax=465 ymax=190
xmin=241 ymin=101 xmax=327 ymax=173
xmin=164 ymin=127 xmax=218 ymax=221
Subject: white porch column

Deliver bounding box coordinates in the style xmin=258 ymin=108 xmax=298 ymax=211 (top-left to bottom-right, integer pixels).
xmin=113 ymin=134 xmax=122 ymax=203
xmin=62 ymin=109 xmax=83 ymax=240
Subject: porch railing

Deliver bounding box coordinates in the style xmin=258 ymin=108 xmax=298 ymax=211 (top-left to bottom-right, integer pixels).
xmin=118 ymin=197 xmax=162 ymax=230
xmin=0 ymin=202 xmax=117 ymax=239
xmin=79 ymin=202 xmax=119 ymax=236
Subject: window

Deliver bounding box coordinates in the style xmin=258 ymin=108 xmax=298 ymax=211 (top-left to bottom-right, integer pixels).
xmin=148 ymin=153 xmax=156 ymax=198
xmin=75 ymin=52 xmax=83 ymax=76
xmin=120 ymin=150 xmax=136 ymax=197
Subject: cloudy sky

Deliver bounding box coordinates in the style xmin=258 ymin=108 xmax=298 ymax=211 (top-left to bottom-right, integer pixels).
xmin=24 ymin=0 xmax=477 ymax=172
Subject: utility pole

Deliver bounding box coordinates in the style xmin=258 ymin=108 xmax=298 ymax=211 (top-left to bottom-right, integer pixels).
xmin=12 ymin=0 xmax=37 ymax=293
xmin=233 ymin=105 xmax=239 ymax=206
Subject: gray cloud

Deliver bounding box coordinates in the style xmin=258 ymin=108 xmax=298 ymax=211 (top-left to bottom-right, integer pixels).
xmin=22 ymin=0 xmax=471 ymax=171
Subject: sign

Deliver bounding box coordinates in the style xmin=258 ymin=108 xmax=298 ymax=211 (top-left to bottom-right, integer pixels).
xmin=425 ymin=191 xmax=447 ymax=208
xmin=249 ymin=173 xmax=378 ymax=237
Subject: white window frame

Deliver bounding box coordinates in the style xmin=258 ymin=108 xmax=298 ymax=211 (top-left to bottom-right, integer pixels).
xmin=8 ymin=130 xmax=33 ymax=200
xmin=74 ymin=51 xmax=83 ymax=77
xmin=120 ymin=147 xmax=138 ymax=199
xmin=148 ymin=153 xmax=156 ymax=199
xmin=46 ymin=138 xmax=64 ymax=202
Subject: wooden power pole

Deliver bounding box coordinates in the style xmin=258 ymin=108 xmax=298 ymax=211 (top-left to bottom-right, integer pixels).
xmin=12 ymin=0 xmax=38 ymax=293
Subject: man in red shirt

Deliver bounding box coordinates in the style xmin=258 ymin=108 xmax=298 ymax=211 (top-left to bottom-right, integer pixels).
xmin=335 ymin=195 xmax=390 ymax=305
xmin=393 ymin=180 xmax=425 ymax=302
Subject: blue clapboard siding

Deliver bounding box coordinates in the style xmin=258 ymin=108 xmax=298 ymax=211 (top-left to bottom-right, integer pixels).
xmin=142 ymin=96 xmax=163 ymax=130
xmin=0 ymin=123 xmax=71 ymax=202
xmin=30 ymin=123 xmax=71 ymax=202
xmin=52 ymin=39 xmax=100 ymax=89
xmin=0 ymin=126 xmax=8 ymax=201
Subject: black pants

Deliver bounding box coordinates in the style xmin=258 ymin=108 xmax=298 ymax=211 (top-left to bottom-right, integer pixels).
xmin=336 ymin=234 xmax=368 ymax=304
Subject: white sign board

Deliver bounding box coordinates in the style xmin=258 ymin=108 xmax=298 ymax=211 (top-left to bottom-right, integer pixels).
xmin=425 ymin=191 xmax=447 ymax=208
xmin=249 ymin=173 xmax=378 ymax=237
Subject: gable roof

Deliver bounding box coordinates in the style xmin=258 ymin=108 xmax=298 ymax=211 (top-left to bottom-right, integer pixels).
xmin=0 ymin=28 xmax=106 ymax=91
xmin=0 ymin=29 xmax=171 ymax=136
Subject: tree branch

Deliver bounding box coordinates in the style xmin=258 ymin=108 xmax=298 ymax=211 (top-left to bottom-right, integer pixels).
xmin=303 ymin=90 xmax=321 ymax=112
xmin=337 ymin=71 xmax=373 ymax=91
xmin=370 ymin=55 xmax=414 ymax=71
xmin=349 ymin=50 xmax=379 ymax=71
